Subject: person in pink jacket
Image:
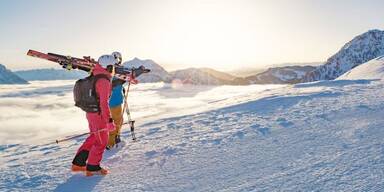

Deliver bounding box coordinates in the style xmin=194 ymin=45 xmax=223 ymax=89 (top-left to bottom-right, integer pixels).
xmin=71 ymin=54 xmax=117 ymax=176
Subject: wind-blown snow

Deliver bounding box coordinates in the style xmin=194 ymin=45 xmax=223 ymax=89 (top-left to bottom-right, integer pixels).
xmin=1 ymin=78 xmax=384 ymax=191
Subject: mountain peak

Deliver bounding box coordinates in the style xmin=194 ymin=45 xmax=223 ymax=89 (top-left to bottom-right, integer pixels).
xmin=303 ymin=29 xmax=384 ymax=82
xmin=132 ymin=57 xmax=142 ymax=62
xmin=0 ymin=64 xmax=29 ymax=84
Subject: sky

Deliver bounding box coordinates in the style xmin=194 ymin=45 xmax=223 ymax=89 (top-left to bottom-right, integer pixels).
xmin=0 ymin=0 xmax=383 ymax=71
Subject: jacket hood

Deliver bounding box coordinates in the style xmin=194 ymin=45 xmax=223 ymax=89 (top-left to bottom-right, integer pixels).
xmin=93 ymin=64 xmax=112 ymax=78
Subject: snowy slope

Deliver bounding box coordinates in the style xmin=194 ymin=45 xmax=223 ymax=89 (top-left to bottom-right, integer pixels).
xmin=15 ymin=68 xmax=87 ymax=81
xmin=246 ymin=65 xmax=315 ymax=84
xmin=123 ymin=58 xmax=171 ymax=83
xmin=303 ymin=29 xmax=384 ymax=82
xmin=0 ymin=64 xmax=28 ymax=84
xmin=1 ymin=79 xmax=384 ymax=191
xmin=338 ymin=56 xmax=384 ymax=80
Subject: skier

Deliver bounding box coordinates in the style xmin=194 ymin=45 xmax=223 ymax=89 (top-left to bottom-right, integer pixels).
xmin=107 ymin=51 xmax=126 ymax=149
xmin=71 ymin=54 xmax=117 ymax=176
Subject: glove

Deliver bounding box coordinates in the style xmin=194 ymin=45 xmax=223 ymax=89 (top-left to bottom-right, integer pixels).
xmin=107 ymin=122 xmax=116 ymax=131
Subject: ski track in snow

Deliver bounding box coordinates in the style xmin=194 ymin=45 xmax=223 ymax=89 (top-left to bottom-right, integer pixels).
xmin=1 ymin=80 xmax=384 ymax=191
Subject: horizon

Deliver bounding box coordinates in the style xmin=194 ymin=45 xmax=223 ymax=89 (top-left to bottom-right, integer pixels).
xmin=6 ymin=57 xmax=323 ymax=73
xmin=0 ymin=0 xmax=383 ymax=71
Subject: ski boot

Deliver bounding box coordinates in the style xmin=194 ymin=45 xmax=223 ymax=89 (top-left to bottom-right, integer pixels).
xmin=71 ymin=164 xmax=86 ymax=172
xmin=86 ymin=165 xmax=109 ymax=176
xmin=71 ymin=150 xmax=89 ymax=172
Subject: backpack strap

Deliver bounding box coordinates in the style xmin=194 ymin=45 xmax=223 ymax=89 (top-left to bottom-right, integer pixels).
xmin=92 ymin=74 xmax=111 ymax=113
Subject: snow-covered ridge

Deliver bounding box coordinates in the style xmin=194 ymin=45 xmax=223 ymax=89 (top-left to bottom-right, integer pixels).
xmin=338 ymin=55 xmax=384 ymax=80
xmin=169 ymin=68 xmax=248 ymax=85
xmin=246 ymin=66 xmax=316 ymax=84
xmin=303 ymin=29 xmax=384 ymax=82
xmin=0 ymin=64 xmax=28 ymax=84
xmin=123 ymin=58 xmax=172 ymax=83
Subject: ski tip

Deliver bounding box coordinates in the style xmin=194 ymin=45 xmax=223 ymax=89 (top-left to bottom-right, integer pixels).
xmin=26 ymin=49 xmax=34 ymax=56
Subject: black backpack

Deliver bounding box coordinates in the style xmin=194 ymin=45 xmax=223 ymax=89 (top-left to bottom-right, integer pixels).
xmin=73 ymin=74 xmax=110 ymax=112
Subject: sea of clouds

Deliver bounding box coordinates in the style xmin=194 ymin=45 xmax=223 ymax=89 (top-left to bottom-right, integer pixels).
xmin=0 ymin=80 xmax=282 ymax=145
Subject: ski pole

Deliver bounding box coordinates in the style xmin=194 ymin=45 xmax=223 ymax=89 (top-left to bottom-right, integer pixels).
xmin=55 ymin=128 xmax=108 ymax=144
xmin=121 ymin=72 xmax=137 ymax=140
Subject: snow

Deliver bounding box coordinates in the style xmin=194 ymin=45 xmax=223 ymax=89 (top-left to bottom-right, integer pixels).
xmin=337 ymin=56 xmax=384 ymax=80
xmin=246 ymin=66 xmax=315 ymax=84
xmin=123 ymin=58 xmax=171 ymax=83
xmin=1 ymin=78 xmax=384 ymax=191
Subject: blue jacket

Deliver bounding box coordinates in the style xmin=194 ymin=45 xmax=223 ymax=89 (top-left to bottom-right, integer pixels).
xmin=109 ymin=80 xmax=124 ymax=107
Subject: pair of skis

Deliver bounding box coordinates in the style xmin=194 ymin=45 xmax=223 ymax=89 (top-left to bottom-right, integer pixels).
xmin=27 ymin=50 xmax=150 ymax=82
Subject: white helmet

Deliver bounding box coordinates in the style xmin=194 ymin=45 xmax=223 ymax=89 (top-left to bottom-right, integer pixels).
xmin=112 ymin=51 xmax=122 ymax=65
xmin=98 ymin=54 xmax=117 ymax=68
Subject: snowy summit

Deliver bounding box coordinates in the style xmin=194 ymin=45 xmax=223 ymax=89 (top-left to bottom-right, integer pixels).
xmin=303 ymin=29 xmax=384 ymax=82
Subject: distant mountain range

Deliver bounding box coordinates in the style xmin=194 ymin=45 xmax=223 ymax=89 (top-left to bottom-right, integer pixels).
xmin=0 ymin=64 xmax=28 ymax=84
xmin=8 ymin=60 xmax=311 ymax=85
xmin=169 ymin=68 xmax=247 ymax=85
xmin=246 ymin=66 xmax=316 ymax=84
xmin=15 ymin=68 xmax=88 ymax=81
xmin=231 ymin=62 xmax=322 ymax=77
xmin=3 ymin=29 xmax=384 ymax=85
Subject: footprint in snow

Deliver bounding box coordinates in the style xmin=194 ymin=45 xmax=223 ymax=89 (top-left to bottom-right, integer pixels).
xmin=356 ymin=104 xmax=371 ymax=110
xmin=162 ymin=147 xmax=177 ymax=156
xmin=250 ymin=124 xmax=271 ymax=136
xmin=201 ymin=138 xmax=222 ymax=145
xmin=257 ymin=127 xmax=271 ymax=136
xmin=276 ymin=117 xmax=294 ymax=128
xmin=232 ymin=131 xmax=245 ymax=139
xmin=176 ymin=143 xmax=187 ymax=147
xmin=147 ymin=127 xmax=161 ymax=136
xmin=212 ymin=126 xmax=221 ymax=132
xmin=39 ymin=145 xmax=60 ymax=152
xmin=166 ymin=123 xmax=178 ymax=129
xmin=145 ymin=150 xmax=159 ymax=159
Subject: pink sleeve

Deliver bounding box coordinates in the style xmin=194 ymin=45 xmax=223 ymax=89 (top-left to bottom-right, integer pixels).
xmin=96 ymin=78 xmax=112 ymax=124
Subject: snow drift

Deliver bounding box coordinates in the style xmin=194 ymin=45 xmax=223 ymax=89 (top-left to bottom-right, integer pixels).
xmin=338 ymin=56 xmax=384 ymax=80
